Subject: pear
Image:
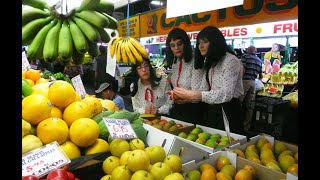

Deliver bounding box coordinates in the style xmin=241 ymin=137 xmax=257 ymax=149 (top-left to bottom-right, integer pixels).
xmin=216 ymin=155 xmax=231 ymax=171
xmin=216 ymin=171 xmax=232 ymax=180
xmin=245 ymin=150 xmax=259 ymax=159
xmin=260 ymin=143 xmax=274 ymax=153
xmin=274 ymin=142 xmax=287 ymax=158
xmin=278 ymin=150 xmax=293 ymax=162
xmin=287 ymin=164 xmax=298 ymax=176
xmin=187 ymin=170 xmax=201 ymax=180
xmin=245 ymin=144 xmax=258 ymax=155
xmin=233 ymin=149 xmax=245 ymax=158
xmin=220 ymin=164 xmax=236 ymax=178
xmin=265 ymin=161 xmax=283 ymax=173
xmin=294 ymin=152 xmax=298 ymax=163
xmin=256 ymin=137 xmax=269 ymax=152
xmin=235 ymin=169 xmax=253 ymax=180
xmin=247 ymin=157 xmax=262 ymax=165
xmin=199 ymin=163 xmax=217 ymax=174
xmin=279 ymin=155 xmax=295 ymax=173
xmin=243 ymin=165 xmax=256 ymax=178
xmin=260 ymin=148 xmax=276 ymax=165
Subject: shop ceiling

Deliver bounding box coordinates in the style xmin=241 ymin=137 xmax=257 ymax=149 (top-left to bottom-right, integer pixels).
xmin=114 ymin=0 xmax=167 ymax=16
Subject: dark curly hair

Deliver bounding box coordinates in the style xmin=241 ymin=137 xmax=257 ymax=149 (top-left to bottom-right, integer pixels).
xmin=164 ymin=28 xmax=193 ymax=68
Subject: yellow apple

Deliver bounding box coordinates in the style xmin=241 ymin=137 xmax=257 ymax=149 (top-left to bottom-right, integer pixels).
xmin=102 ymin=156 xmax=120 ymax=175
xmin=150 ymin=162 xmax=172 ymax=180
xmin=130 ymin=138 xmax=145 ymax=150
xmin=127 ymin=149 xmax=150 ymax=172
xmin=100 ymin=174 xmax=111 ymax=180
xmin=119 ymin=151 xmax=132 ymax=166
xmin=163 ymin=173 xmax=184 ymax=180
xmin=163 ymin=154 xmax=182 ymax=173
xmin=145 ymin=145 xmax=166 ymax=164
xmin=109 ymin=138 xmax=130 ymax=158
xmin=111 ymin=165 xmax=132 ymax=180
xmin=131 ymin=170 xmax=154 ymax=180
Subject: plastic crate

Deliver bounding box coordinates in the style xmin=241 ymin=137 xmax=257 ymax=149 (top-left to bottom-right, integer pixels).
xmin=252 ymin=97 xmax=291 ymax=140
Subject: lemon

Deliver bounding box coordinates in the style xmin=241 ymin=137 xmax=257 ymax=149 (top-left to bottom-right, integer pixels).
xmin=31 ymin=82 xmax=51 ymax=98
xmin=100 ymin=99 xmax=116 ymax=111
xmin=37 ymin=117 xmax=69 ymax=145
xmin=22 ymin=135 xmax=43 ymax=154
xmin=85 ymin=138 xmax=109 ymax=155
xmin=82 ymin=96 xmax=103 ymax=116
xmin=50 ymin=106 xmax=63 ymax=118
xmin=69 ymin=118 xmax=100 ymax=147
xmin=22 ymin=94 xmax=52 ymax=125
xmin=22 ymin=119 xmax=31 ymax=137
xmin=59 ymin=141 xmax=81 ymax=160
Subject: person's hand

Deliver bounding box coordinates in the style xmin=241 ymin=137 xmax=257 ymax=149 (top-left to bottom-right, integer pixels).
xmin=145 ymin=105 xmax=152 ymax=114
xmin=174 ymin=99 xmax=191 ymax=104
xmin=150 ymin=106 xmax=158 ymax=115
xmin=173 ymin=87 xmax=192 ymax=100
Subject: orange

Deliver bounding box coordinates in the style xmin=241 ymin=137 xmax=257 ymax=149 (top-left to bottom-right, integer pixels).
xmin=69 ymin=118 xmax=100 ymax=147
xmin=36 ymin=78 xmax=49 ymax=84
xmin=25 ymin=69 xmax=40 ymax=83
xmin=22 ymin=94 xmax=52 ymax=125
xmin=63 ymin=101 xmax=93 ymax=127
xmin=25 ymin=78 xmax=35 ymax=87
xmin=48 ymin=80 xmax=76 ymax=109
xmin=37 ymin=117 xmax=69 ymax=145
xmin=50 ymin=106 xmax=63 ymax=118
xmin=81 ymin=96 xmax=102 ymax=116
xmin=59 ymin=141 xmax=81 ymax=160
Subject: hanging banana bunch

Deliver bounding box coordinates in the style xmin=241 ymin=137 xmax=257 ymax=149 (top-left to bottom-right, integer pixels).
xmin=22 ymin=0 xmax=118 ymax=64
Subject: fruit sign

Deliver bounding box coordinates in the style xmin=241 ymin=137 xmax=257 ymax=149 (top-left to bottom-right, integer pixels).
xmin=22 ymin=141 xmax=70 ymax=178
xmin=103 ymin=118 xmax=137 ymax=140
xmin=22 ymin=51 xmax=31 ymax=72
xmin=71 ymin=75 xmax=86 ymax=99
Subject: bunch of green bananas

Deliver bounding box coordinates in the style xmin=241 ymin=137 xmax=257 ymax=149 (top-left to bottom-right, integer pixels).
xmin=22 ymin=0 xmax=118 ymax=65
xmin=108 ymin=36 xmax=149 ymax=65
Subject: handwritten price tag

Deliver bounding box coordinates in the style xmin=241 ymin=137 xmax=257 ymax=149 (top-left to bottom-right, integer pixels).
xmin=103 ymin=118 xmax=137 ymax=140
xmin=22 ymin=141 xmax=70 ymax=178
xmin=71 ymin=75 xmax=86 ymax=99
xmin=22 ymin=52 xmax=31 ymax=72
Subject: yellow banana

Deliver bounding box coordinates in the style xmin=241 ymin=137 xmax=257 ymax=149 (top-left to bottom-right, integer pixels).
xmin=115 ymin=38 xmax=124 ymax=63
xmin=110 ymin=36 xmax=121 ymax=58
xmin=123 ymin=38 xmax=137 ymax=64
xmin=129 ymin=37 xmax=148 ymax=59
xmin=120 ymin=38 xmax=129 ymax=64
xmin=127 ymin=38 xmax=143 ymax=63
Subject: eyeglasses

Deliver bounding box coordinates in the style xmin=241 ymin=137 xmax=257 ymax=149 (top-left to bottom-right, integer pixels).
xmin=137 ymin=64 xmax=149 ymax=70
xmin=170 ymin=41 xmax=184 ymax=48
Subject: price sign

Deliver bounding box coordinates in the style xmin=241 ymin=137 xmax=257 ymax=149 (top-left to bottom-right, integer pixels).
xmin=71 ymin=75 xmax=86 ymax=99
xmin=103 ymin=118 xmax=137 ymax=140
xmin=22 ymin=141 xmax=70 ymax=178
xmin=222 ymin=107 xmax=232 ymax=144
xmin=22 ymin=51 xmax=31 ymax=72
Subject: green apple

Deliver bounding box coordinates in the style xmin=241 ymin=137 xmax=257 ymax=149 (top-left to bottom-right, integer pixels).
xmin=195 ymin=137 xmax=207 ymax=145
xmin=129 ymin=138 xmax=145 ymax=150
xmin=127 ymin=149 xmax=150 ymax=172
xmin=111 ymin=165 xmax=132 ymax=180
xmin=210 ymin=133 xmax=221 ymax=140
xmin=150 ymin=162 xmax=172 ymax=180
xmin=198 ymin=132 xmax=211 ymax=139
xmin=186 ymin=133 xmax=198 ymax=141
xmin=131 ymin=170 xmax=154 ymax=180
xmin=178 ymin=132 xmax=188 ymax=138
xmin=102 ymin=155 xmax=120 ymax=175
xmin=145 ymin=145 xmax=166 ymax=164
xmin=163 ymin=154 xmax=182 ymax=173
xmin=163 ymin=173 xmax=184 ymax=180
xmin=205 ymin=138 xmax=218 ymax=148
xmin=119 ymin=150 xmax=132 ymax=166
xmin=187 ymin=170 xmax=201 ymax=180
xmin=190 ymin=127 xmax=203 ymax=135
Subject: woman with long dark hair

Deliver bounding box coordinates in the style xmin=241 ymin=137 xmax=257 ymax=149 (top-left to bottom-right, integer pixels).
xmin=130 ymin=58 xmax=172 ymax=115
xmin=164 ymin=28 xmax=207 ymax=125
xmin=173 ymin=26 xmax=245 ymax=134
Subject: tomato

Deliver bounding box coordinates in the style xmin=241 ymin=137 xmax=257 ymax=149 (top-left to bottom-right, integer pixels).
xmin=22 ymin=175 xmax=39 ymax=180
xmin=46 ymin=169 xmax=69 ymax=180
xmin=66 ymin=172 xmax=75 ymax=180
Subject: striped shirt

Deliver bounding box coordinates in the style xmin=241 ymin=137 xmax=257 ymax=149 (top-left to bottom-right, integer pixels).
xmin=241 ymin=54 xmax=262 ymax=80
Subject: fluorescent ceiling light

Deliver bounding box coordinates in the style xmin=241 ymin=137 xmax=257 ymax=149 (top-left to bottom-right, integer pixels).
xmin=151 ymin=1 xmax=163 ymax=6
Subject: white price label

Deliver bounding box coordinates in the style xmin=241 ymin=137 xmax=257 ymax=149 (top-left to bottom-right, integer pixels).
xmin=22 ymin=141 xmax=70 ymax=178
xmin=222 ymin=107 xmax=232 ymax=144
xmin=103 ymin=118 xmax=137 ymax=140
xmin=71 ymin=75 xmax=86 ymax=99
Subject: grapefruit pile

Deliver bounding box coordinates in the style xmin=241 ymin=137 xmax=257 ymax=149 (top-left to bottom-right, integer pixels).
xmin=22 ymin=79 xmax=110 ymax=160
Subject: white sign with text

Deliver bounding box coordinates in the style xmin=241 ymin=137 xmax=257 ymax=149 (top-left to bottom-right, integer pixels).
xmin=103 ymin=118 xmax=137 ymax=140
xmin=71 ymin=75 xmax=86 ymax=99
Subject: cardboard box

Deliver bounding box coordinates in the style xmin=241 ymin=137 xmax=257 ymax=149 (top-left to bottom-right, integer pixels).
xmin=143 ymin=123 xmax=210 ymax=164
xmin=231 ymin=133 xmax=298 ymax=179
